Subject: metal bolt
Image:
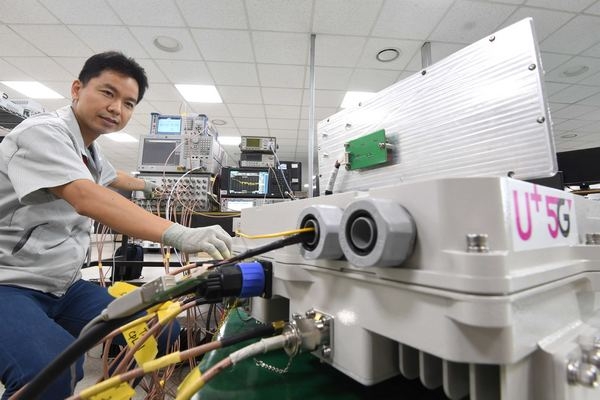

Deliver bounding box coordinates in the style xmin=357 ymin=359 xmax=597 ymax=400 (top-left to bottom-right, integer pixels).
xmin=292 ymin=312 xmax=302 ymax=320
xmin=586 ymin=233 xmax=600 ymax=245
xmin=537 ymin=116 xmax=546 ymax=123
xmin=489 ymin=35 xmax=495 ymax=42
xmin=305 ymin=309 xmax=316 ymax=319
xmin=378 ymin=142 xmax=386 ymax=149
xmin=567 ymin=359 xmax=599 ymax=387
xmin=528 ymin=64 xmax=536 ymax=71
xmin=583 ymin=349 xmax=600 ymax=368
xmin=345 ymin=123 xmax=352 ymax=130
xmin=467 ymin=234 xmax=489 ymax=253
xmin=421 ymin=70 xmax=427 ymax=76
xmin=321 ymin=346 xmax=332 ymax=358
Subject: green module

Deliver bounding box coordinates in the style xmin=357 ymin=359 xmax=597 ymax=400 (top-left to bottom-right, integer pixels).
xmin=344 ymin=129 xmax=389 ymax=170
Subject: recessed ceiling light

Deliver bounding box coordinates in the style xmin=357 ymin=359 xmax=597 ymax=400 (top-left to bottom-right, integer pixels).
xmin=212 ymin=119 xmax=227 ymax=126
xmin=560 ymin=133 xmax=578 ymax=138
xmin=104 ymin=132 xmax=138 ymax=142
xmin=561 ymin=65 xmax=589 ymax=78
xmin=153 ymin=36 xmax=182 ymax=53
xmin=376 ymin=48 xmax=401 ymax=63
xmin=341 ymin=91 xmax=376 ymax=108
xmin=175 ymin=84 xmax=222 ymax=103
xmin=218 ymin=136 xmax=241 ymax=146
xmin=1 ymin=81 xmax=63 ymax=99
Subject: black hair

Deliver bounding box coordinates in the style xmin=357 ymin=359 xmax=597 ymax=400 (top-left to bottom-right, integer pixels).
xmin=78 ymin=51 xmax=149 ymax=103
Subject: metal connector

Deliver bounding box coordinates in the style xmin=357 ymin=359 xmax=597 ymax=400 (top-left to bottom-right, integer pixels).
xmin=283 ymin=308 xmax=334 ymax=361
xmin=102 ymin=275 xmax=177 ymax=321
xmin=567 ymin=359 xmax=599 ymax=387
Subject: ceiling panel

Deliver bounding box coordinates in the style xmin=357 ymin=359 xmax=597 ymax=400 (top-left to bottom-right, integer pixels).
xmin=106 ymin=0 xmax=185 ymax=26
xmin=0 ymin=0 xmax=58 ymax=23
xmin=153 ymin=59 xmax=212 ymax=84
xmin=500 ymin=7 xmax=575 ymax=41
xmin=262 ymin=88 xmax=303 ymax=106
xmin=0 ymin=58 xmax=33 ymax=80
xmin=310 ymin=67 xmax=353 ymax=90
xmin=40 ymin=0 xmax=122 ymax=25
xmin=191 ymin=29 xmax=254 ymax=62
xmin=0 ymin=25 xmax=44 ymax=56
xmin=525 ymin=0 xmax=596 ymax=12
xmin=252 ymin=31 xmax=309 ymax=64
xmin=227 ymin=104 xmax=265 ymax=118
xmin=540 ymin=15 xmax=600 ymax=54
xmin=429 ymin=0 xmax=517 ymax=43
xmin=4 ymin=57 xmax=72 ymax=81
xmin=70 ymin=26 xmax=149 ymax=58
xmin=217 ymin=86 xmax=262 ymax=104
xmin=264 ymin=105 xmax=300 ymax=119
xmin=312 ymin=0 xmax=383 ymax=36
xmin=257 ymin=64 xmax=305 ymax=88
xmin=315 ymin=35 xmax=367 ymax=67
xmin=246 ymin=0 xmax=312 ymax=32
xmin=176 ymin=0 xmax=248 ymax=29
xmin=372 ymin=0 xmax=453 ymax=40
xmin=206 ymin=62 xmax=259 ymax=86
xmin=9 ymin=25 xmax=91 ymax=57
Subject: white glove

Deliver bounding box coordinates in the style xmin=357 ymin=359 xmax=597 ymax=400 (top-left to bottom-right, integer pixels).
xmin=162 ymin=223 xmax=232 ymax=260
xmin=143 ymin=180 xmax=159 ymax=199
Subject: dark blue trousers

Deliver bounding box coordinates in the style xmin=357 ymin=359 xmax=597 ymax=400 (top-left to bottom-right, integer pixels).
xmin=0 ymin=279 xmax=179 ymax=399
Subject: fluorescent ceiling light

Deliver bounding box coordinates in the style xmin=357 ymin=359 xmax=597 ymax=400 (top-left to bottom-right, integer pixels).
xmin=218 ymin=136 xmax=241 ymax=146
xmin=341 ymin=91 xmax=376 ymax=108
xmin=175 ymin=84 xmax=222 ymax=103
xmin=105 ymin=132 xmax=138 ymax=142
xmin=1 ymin=81 xmax=64 ymax=99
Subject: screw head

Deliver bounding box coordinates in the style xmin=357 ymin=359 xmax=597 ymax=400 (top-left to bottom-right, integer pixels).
xmin=528 ymin=64 xmax=536 ymax=70
xmin=537 ymin=116 xmax=546 ymax=123
xmin=321 ymin=346 xmax=332 ymax=358
xmin=489 ymin=35 xmax=495 ymax=42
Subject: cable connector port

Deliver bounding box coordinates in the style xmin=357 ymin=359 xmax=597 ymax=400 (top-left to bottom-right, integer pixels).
xmin=283 ymin=308 xmax=334 ymax=361
xmin=196 ymin=260 xmax=272 ymax=300
xmin=297 ymin=205 xmax=344 ymax=260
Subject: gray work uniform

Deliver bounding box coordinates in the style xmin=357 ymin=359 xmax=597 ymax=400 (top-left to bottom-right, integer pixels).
xmin=0 ymin=105 xmax=116 ymax=295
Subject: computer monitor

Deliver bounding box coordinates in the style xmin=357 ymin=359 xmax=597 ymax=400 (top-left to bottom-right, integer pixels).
xmin=156 ymin=115 xmax=182 ymax=135
xmin=557 ymin=147 xmax=600 ymax=189
xmin=221 ymin=168 xmax=270 ymax=197
xmin=137 ymin=136 xmax=183 ymax=173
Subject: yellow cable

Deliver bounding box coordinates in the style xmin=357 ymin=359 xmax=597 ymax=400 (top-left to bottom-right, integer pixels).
xmin=175 ymin=370 xmax=204 ymax=400
xmin=235 ymin=227 xmax=314 ymax=239
xmin=78 ymin=376 xmax=123 ymax=399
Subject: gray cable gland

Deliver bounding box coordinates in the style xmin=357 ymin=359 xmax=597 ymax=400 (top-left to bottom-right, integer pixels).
xmin=338 ymin=197 xmax=416 ymax=267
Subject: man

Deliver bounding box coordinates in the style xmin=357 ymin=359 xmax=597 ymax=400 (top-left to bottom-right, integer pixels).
xmin=0 ymin=51 xmax=232 ymax=399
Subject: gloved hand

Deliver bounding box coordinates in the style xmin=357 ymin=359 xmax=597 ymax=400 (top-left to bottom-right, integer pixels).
xmin=162 ymin=223 xmax=232 ymax=260
xmin=142 ymin=179 xmax=159 ymax=199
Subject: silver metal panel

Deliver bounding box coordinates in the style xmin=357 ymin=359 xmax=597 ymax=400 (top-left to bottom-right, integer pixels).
xmin=318 ymin=18 xmax=555 ymax=195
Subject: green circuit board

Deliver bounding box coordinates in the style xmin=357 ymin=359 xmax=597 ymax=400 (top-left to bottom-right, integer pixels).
xmin=345 ymin=129 xmax=388 ymax=170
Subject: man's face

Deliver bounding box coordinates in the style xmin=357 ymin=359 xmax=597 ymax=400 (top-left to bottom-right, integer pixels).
xmin=71 ymin=69 xmax=139 ymax=141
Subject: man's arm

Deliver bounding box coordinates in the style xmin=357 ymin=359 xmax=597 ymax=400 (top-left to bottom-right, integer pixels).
xmin=109 ymin=170 xmax=146 ymax=192
xmin=49 ymin=179 xmax=232 ymax=259
xmin=50 ymin=179 xmax=171 ymax=242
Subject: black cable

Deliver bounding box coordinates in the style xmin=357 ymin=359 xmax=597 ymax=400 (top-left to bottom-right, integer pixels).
xmin=201 ymin=231 xmax=312 ymax=268
xmin=220 ymin=321 xmax=278 ymax=347
xmin=12 ymin=315 xmax=135 ymax=400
